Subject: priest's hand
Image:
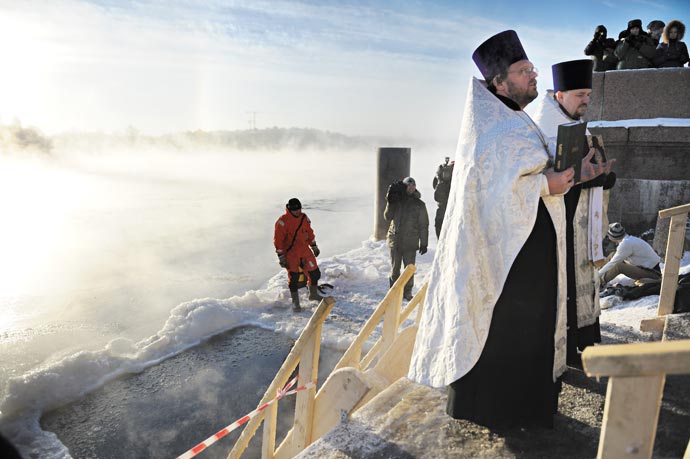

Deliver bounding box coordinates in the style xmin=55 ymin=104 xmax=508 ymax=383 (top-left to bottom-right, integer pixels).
xmin=545 ymin=167 xmax=574 ymax=195
xmin=579 ymin=148 xmax=616 ymax=183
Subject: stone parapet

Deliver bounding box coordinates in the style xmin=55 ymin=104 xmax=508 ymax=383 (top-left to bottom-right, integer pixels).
xmin=585 ymin=68 xmax=690 ymax=121
xmin=588 ymin=125 xmax=690 ymax=181
xmin=585 ymin=67 xmax=690 ymax=232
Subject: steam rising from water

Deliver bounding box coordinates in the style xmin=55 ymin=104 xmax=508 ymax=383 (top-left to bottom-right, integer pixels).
xmin=0 ymin=144 xmax=380 ymax=389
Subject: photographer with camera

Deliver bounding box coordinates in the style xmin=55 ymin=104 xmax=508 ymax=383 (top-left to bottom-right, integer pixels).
xmin=585 ymin=25 xmax=618 ymax=71
xmin=615 ymin=19 xmax=655 ymax=69
xmin=384 ymin=176 xmax=429 ymax=300
xmin=432 ymin=157 xmax=454 ymax=238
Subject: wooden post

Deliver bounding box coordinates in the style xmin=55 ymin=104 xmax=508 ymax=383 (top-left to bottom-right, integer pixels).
xmin=381 ymin=274 xmax=403 ymax=353
xmin=291 ymin=321 xmax=322 ymax=456
xmin=583 ymin=340 xmax=690 ymax=459
xmin=657 ymin=212 xmax=687 ymax=316
xmin=333 ymin=265 xmax=415 ymax=372
xmin=374 ymin=147 xmax=411 ymax=240
xmin=261 ymin=403 xmax=278 ymax=459
xmin=597 ymin=375 xmax=665 ymax=459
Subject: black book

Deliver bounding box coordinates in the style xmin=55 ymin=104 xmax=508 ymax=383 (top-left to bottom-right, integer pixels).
xmin=554 ymin=121 xmax=587 ymax=184
xmin=587 ymin=134 xmax=607 ymax=163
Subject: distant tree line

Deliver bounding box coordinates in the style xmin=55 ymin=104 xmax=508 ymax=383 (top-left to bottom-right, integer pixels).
xmin=0 ymin=120 xmax=52 ymax=154
xmin=51 ymin=126 xmax=385 ymax=154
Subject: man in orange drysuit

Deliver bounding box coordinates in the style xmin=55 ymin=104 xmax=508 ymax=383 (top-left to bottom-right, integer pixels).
xmin=274 ymin=198 xmax=322 ymax=312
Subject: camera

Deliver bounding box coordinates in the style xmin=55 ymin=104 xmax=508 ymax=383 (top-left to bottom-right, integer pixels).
xmin=387 ymin=180 xmax=407 ymax=203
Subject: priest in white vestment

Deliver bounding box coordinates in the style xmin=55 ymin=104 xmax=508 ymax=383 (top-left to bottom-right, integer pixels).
xmin=408 ymin=30 xmax=577 ymax=428
xmin=531 ymin=59 xmax=616 ymax=367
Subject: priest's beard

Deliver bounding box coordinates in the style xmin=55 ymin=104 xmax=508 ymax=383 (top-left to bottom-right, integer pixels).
xmin=506 ymin=78 xmax=538 ymax=108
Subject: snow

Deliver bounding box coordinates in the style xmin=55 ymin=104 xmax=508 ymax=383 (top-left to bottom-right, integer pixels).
xmin=588 ymin=118 xmax=690 ymax=128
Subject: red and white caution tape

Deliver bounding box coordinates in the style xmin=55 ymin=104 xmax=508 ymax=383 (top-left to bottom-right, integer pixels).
xmin=176 ymin=376 xmax=317 ymax=459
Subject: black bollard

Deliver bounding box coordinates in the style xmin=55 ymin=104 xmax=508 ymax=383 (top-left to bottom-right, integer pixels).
xmin=374 ymin=147 xmax=411 ymax=240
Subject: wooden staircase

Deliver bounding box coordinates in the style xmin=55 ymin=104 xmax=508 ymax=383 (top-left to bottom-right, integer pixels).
xmin=226 ymin=264 xmax=426 ymax=459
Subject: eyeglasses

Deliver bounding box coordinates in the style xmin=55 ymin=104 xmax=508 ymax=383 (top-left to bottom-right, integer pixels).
xmin=508 ymin=66 xmax=538 ymax=77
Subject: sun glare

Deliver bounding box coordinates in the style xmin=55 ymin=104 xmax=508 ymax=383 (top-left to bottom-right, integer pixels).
xmin=0 ymin=159 xmax=87 ymax=296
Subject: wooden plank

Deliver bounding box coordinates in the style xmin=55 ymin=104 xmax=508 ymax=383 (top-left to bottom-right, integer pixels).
xmin=261 ymin=402 xmax=278 ymax=459
xmin=582 ymin=339 xmax=690 ymax=377
xmin=352 ymin=326 xmax=419 ymax=413
xmin=372 ymin=326 xmax=418 ymax=384
xmin=291 ymin=321 xmax=321 ymax=456
xmin=597 ymin=375 xmax=665 ymax=459
xmin=308 ymin=368 xmax=371 ymax=440
xmin=400 ymin=281 xmax=428 ymax=325
xmin=360 ymin=338 xmax=383 ymax=370
xmin=333 ymin=264 xmax=415 ymax=372
xmin=658 ymin=203 xmax=690 ymax=219
xmin=657 ymin=215 xmax=686 ymax=316
xmin=274 ymin=368 xmax=371 ymax=459
xmin=381 ymin=280 xmax=402 ymax=356
xmin=639 ymin=317 xmax=666 ymax=336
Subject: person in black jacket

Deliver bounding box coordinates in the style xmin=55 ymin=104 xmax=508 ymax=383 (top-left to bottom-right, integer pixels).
xmin=615 ymin=19 xmax=656 ymax=69
xmin=654 ymin=20 xmax=689 ymax=68
xmin=384 ymin=176 xmax=429 ymax=300
xmin=432 ymin=157 xmax=454 ymax=238
xmin=647 ymin=20 xmax=665 ymax=47
xmin=585 ymin=25 xmax=618 ymax=71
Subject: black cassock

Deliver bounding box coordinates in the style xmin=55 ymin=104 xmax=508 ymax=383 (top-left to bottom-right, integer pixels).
xmin=446 ymin=199 xmax=562 ymax=428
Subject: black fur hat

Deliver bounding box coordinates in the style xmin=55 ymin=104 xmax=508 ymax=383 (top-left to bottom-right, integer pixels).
xmin=472 ymin=30 xmax=528 ymax=82
xmin=628 ymin=19 xmax=643 ymax=31
xmin=647 ymin=20 xmax=665 ymax=31
xmin=552 ymin=59 xmax=593 ymax=92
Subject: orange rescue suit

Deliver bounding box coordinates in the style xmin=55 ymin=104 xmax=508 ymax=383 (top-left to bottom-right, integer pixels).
xmin=274 ymin=210 xmax=318 ymax=283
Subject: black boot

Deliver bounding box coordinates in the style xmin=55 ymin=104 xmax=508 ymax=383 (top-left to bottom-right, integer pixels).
xmin=290 ymin=291 xmax=302 ymax=312
xmin=403 ymin=286 xmax=413 ymax=301
xmin=308 ymin=285 xmax=323 ymax=301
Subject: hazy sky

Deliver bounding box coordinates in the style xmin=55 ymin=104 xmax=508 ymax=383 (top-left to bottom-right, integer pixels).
xmin=0 ymin=0 xmax=688 ymax=140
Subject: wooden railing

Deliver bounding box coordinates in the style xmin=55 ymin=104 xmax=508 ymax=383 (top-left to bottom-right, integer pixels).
xmin=582 ymin=339 xmax=690 ymax=459
xmin=227 ymin=263 xmax=427 ymax=459
xmin=656 ymin=203 xmax=690 ymax=316
xmin=226 ymin=296 xmax=335 ymax=459
xmin=640 ymin=202 xmax=689 ymax=335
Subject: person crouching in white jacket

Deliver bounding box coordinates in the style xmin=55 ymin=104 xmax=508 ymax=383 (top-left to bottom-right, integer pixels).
xmin=599 ymin=222 xmax=661 ymax=285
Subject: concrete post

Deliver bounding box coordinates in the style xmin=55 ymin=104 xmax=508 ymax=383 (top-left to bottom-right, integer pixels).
xmin=374 ymin=147 xmax=411 ymax=241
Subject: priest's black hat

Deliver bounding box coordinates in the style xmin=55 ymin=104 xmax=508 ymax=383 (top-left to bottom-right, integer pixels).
xmin=472 ymin=30 xmax=528 ymax=82
xmin=552 ymin=59 xmax=593 ymax=92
